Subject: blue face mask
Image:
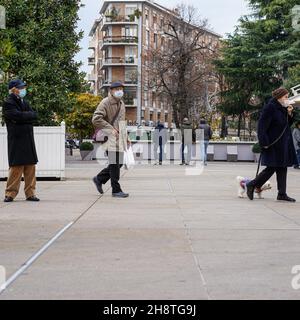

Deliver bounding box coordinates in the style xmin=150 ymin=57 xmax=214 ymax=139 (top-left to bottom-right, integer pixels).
xmin=18 ymin=88 xmax=27 ymax=98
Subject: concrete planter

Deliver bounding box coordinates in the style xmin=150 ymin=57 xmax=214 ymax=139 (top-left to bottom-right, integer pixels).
xmin=80 ymin=150 xmax=93 ymax=161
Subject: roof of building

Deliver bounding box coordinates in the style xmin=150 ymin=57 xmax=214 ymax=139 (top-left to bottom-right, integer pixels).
xmin=97 ymin=0 xmax=222 ymax=38
xmin=89 ymin=19 xmax=101 ymax=37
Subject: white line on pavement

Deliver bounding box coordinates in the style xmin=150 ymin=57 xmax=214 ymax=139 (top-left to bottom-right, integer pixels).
xmin=0 ymin=222 xmax=74 ymax=294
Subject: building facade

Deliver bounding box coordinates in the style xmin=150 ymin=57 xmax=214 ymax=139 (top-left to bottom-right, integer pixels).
xmin=88 ymin=0 xmax=221 ymax=126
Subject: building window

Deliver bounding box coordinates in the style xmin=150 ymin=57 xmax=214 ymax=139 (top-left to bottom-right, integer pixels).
xmin=154 ymin=33 xmax=158 ymax=49
xmin=125 ymin=47 xmax=137 ymax=63
xmin=145 ymin=13 xmax=149 ymax=28
xmin=146 ymin=30 xmax=150 ymax=47
xmin=125 ymin=67 xmax=138 ymax=84
xmin=144 ymin=92 xmax=148 ymax=107
xmin=153 ymin=15 xmax=157 ymax=30
xmin=125 ymin=5 xmax=137 ymax=18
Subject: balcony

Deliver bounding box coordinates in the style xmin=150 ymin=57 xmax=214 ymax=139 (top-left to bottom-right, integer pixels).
xmin=101 ymin=15 xmax=138 ymax=31
xmin=88 ymin=74 xmax=96 ymax=82
xmin=88 ymin=57 xmax=96 ymax=65
xmin=101 ymin=36 xmax=138 ymax=50
xmin=100 ymin=56 xmax=138 ymax=69
xmin=88 ymin=39 xmax=97 ymax=49
xmin=100 ymin=79 xmax=138 ymax=89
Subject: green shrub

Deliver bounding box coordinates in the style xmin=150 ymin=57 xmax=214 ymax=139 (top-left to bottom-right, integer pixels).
xmin=252 ymin=142 xmax=261 ymax=153
xmin=80 ymin=141 xmax=94 ymax=151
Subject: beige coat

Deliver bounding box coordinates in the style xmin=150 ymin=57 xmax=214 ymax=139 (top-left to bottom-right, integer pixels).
xmin=92 ymin=94 xmax=127 ymax=152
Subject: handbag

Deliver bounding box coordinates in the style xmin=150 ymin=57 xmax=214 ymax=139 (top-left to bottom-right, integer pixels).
xmin=93 ymin=104 xmax=121 ymax=143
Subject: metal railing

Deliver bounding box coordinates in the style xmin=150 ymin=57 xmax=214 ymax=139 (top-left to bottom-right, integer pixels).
xmin=103 ymin=56 xmax=137 ymax=64
xmin=103 ymin=36 xmax=138 ymax=44
xmin=291 ymin=84 xmax=300 ymax=96
xmin=104 ymin=15 xmax=138 ymax=23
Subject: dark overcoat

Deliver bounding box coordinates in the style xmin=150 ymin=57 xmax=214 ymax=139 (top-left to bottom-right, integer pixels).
xmin=258 ymin=97 xmax=297 ymax=167
xmin=3 ymin=94 xmax=38 ymax=166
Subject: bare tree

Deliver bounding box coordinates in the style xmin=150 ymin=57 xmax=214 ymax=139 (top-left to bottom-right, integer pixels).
xmin=145 ymin=3 xmax=220 ymax=127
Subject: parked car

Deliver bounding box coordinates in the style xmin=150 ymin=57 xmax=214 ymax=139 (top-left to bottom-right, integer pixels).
xmin=66 ymin=139 xmax=78 ymax=149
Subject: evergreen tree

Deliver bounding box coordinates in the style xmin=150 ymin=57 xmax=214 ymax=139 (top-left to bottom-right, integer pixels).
xmin=0 ymin=0 xmax=87 ymax=125
xmin=215 ymin=0 xmax=300 ymax=134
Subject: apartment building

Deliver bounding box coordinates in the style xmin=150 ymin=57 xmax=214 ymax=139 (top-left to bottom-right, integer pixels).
xmin=88 ymin=0 xmax=221 ymax=126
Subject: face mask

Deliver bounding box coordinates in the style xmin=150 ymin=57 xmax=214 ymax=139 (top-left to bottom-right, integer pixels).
xmin=18 ymin=88 xmax=27 ymax=98
xmin=113 ymin=90 xmax=124 ymax=99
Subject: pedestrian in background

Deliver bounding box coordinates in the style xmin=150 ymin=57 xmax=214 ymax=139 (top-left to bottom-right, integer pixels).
xmin=293 ymin=121 xmax=300 ymax=169
xmin=3 ymin=79 xmax=39 ymax=202
xmin=180 ymin=117 xmax=193 ymax=165
xmin=153 ymin=121 xmax=168 ymax=165
xmin=198 ymin=119 xmax=213 ymax=166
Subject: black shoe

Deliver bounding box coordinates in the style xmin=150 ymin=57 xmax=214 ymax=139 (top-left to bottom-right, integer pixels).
xmin=294 ymin=166 xmax=300 ymax=169
xmin=180 ymin=162 xmax=185 ymax=166
xmin=26 ymin=196 xmax=40 ymax=202
xmin=246 ymin=182 xmax=255 ymax=200
xmin=277 ymin=194 xmax=296 ymax=202
xmin=112 ymin=192 xmax=129 ymax=198
xmin=4 ymin=196 xmax=13 ymax=202
xmin=93 ymin=176 xmax=103 ymax=194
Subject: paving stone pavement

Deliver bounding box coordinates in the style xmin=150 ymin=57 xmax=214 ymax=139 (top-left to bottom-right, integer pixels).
xmin=0 ymin=160 xmax=300 ymax=300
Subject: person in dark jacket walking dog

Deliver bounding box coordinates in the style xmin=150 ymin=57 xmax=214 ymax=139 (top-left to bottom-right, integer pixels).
xmin=3 ymin=79 xmax=39 ymax=202
xmin=246 ymin=87 xmax=297 ymax=202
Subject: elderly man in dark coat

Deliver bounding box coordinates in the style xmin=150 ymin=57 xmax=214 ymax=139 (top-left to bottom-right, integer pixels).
xmin=247 ymin=87 xmax=297 ymax=202
xmin=3 ymin=79 xmax=39 ymax=202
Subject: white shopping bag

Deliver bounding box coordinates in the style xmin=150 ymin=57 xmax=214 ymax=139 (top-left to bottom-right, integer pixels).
xmin=124 ymin=146 xmax=135 ymax=170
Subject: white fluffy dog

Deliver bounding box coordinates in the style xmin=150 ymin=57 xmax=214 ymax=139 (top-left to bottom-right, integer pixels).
xmin=236 ymin=176 xmax=272 ymax=199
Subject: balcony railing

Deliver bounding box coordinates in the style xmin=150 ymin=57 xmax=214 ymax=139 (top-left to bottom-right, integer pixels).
xmin=88 ymin=57 xmax=95 ymax=65
xmin=88 ymin=74 xmax=96 ymax=82
xmin=88 ymin=40 xmax=97 ymax=49
xmin=103 ymin=36 xmax=138 ymax=44
xmin=291 ymin=84 xmax=300 ymax=96
xmin=124 ymin=79 xmax=138 ymax=85
xmin=100 ymin=79 xmax=138 ymax=87
xmin=103 ymin=56 xmax=137 ymax=64
xmin=104 ymin=15 xmax=138 ymax=23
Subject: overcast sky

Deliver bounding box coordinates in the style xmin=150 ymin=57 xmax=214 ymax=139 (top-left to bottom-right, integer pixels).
xmin=75 ymin=0 xmax=251 ymax=74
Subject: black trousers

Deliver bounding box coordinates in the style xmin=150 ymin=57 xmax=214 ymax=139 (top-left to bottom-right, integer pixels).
xmin=250 ymin=167 xmax=287 ymax=195
xmin=96 ymin=151 xmax=123 ymax=194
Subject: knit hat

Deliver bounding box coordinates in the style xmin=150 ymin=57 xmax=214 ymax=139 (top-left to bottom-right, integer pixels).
xmin=272 ymin=87 xmax=289 ymax=100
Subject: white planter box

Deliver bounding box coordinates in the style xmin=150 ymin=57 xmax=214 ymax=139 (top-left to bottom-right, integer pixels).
xmin=0 ymin=122 xmax=65 ymax=179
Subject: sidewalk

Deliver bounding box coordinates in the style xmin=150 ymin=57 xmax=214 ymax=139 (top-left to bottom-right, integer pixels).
xmin=0 ymin=159 xmax=300 ymax=299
